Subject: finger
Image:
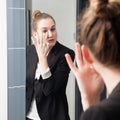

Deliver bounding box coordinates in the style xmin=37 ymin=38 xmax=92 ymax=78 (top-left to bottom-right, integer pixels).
xmin=75 ymin=42 xmax=83 ymax=69
xmin=31 ymin=36 xmax=37 ymax=46
xmin=39 ymin=32 xmax=43 ymax=45
xmin=42 ymin=32 xmax=48 ymax=44
xmin=45 ymin=43 xmax=50 ymax=55
xmin=41 ymin=32 xmax=47 ymax=50
xmin=44 ymin=32 xmax=48 ymax=40
xmin=42 ymin=43 xmax=46 ymax=53
xmin=65 ymin=53 xmax=78 ymax=74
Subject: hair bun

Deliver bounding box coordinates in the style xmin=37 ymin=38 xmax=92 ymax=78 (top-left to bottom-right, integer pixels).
xmin=90 ymin=0 xmax=108 ymax=6
xmin=32 ymin=10 xmax=41 ymax=20
xmin=90 ymin=0 xmax=108 ymax=10
xmin=89 ymin=0 xmax=118 ymax=19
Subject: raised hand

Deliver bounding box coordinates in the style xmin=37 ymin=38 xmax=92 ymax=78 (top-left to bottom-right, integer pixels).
xmin=33 ymin=33 xmax=51 ymax=57
xmin=32 ymin=33 xmax=51 ymax=74
xmin=65 ymin=42 xmax=104 ymax=110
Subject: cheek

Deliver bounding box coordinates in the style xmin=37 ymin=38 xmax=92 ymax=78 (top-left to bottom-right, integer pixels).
xmin=54 ymin=32 xmax=57 ymax=39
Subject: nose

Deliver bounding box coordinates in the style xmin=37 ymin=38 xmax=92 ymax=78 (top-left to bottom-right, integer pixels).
xmin=48 ymin=30 xmax=52 ymax=37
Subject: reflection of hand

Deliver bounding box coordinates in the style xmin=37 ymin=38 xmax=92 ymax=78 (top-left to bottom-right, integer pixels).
xmin=33 ymin=33 xmax=51 ymax=57
xmin=65 ymin=42 xmax=104 ymax=111
xmin=33 ymin=33 xmax=51 ymax=74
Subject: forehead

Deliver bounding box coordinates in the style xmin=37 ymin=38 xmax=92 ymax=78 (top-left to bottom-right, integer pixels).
xmin=37 ymin=18 xmax=55 ymax=28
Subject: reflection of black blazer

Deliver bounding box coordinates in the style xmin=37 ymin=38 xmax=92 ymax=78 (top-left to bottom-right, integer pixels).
xmin=80 ymin=83 xmax=120 ymax=120
xmin=26 ymin=42 xmax=75 ymax=120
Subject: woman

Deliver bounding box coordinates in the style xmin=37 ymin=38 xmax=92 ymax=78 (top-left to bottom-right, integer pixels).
xmin=65 ymin=0 xmax=120 ymax=120
xmin=26 ymin=10 xmax=75 ymax=120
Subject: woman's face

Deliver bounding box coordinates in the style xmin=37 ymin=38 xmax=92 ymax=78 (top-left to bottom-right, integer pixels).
xmin=35 ymin=18 xmax=57 ymax=48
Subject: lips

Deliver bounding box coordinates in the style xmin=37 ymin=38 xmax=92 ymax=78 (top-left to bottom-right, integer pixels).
xmin=47 ymin=39 xmax=54 ymax=42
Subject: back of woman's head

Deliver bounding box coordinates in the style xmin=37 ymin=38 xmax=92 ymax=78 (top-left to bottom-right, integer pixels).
xmin=32 ymin=10 xmax=55 ymax=33
xmin=78 ymin=0 xmax=120 ymax=67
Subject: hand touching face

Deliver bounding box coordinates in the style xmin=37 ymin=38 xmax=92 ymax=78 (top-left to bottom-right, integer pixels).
xmin=32 ymin=33 xmax=51 ymax=57
xmin=32 ymin=18 xmax=57 ymax=57
xmin=34 ymin=18 xmax=57 ymax=48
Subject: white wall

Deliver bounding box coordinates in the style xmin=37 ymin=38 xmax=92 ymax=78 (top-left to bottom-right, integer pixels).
xmin=0 ymin=0 xmax=7 ymax=120
xmin=32 ymin=0 xmax=76 ymax=120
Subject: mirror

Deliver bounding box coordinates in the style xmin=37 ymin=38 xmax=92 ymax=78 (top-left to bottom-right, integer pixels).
xmin=26 ymin=0 xmax=91 ymax=120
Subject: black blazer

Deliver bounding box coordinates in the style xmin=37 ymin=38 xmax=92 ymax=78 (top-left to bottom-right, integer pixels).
xmin=26 ymin=42 xmax=75 ymax=120
xmin=80 ymin=82 xmax=120 ymax=120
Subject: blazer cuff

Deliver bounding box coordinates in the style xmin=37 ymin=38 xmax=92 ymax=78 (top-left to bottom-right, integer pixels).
xmin=41 ymin=67 xmax=52 ymax=80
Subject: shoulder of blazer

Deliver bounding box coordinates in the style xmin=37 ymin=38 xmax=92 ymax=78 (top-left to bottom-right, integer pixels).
xmin=27 ymin=45 xmax=36 ymax=55
xmin=50 ymin=41 xmax=75 ymax=58
xmin=47 ymin=42 xmax=75 ymax=69
xmin=26 ymin=45 xmax=38 ymax=64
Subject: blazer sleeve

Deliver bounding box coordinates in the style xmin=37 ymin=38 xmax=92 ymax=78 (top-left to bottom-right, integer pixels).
xmin=41 ymin=49 xmax=75 ymax=96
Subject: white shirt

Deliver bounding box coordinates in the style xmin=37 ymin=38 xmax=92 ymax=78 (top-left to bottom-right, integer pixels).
xmin=27 ymin=64 xmax=51 ymax=120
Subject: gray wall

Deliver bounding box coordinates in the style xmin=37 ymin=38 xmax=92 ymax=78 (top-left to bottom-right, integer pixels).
xmin=7 ymin=0 xmax=26 ymax=119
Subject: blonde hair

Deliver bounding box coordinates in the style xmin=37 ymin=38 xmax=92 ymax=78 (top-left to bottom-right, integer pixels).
xmin=32 ymin=10 xmax=56 ymax=33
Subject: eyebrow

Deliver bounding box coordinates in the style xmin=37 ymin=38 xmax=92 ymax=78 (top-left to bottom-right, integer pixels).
xmin=41 ymin=25 xmax=56 ymax=29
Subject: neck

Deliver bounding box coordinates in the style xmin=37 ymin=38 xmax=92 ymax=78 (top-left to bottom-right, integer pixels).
xmin=94 ymin=64 xmax=120 ymax=95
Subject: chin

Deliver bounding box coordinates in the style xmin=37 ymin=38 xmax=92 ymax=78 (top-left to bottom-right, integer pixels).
xmin=49 ymin=41 xmax=56 ymax=47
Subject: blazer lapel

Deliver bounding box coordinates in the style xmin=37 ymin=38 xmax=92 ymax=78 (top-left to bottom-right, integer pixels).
xmin=47 ymin=42 xmax=61 ymax=69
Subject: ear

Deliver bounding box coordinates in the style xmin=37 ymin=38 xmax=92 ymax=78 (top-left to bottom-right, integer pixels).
xmin=81 ymin=45 xmax=93 ymax=64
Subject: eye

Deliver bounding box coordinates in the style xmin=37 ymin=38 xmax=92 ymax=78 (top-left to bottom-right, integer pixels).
xmin=51 ymin=27 xmax=56 ymax=32
xmin=42 ymin=30 xmax=47 ymax=33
